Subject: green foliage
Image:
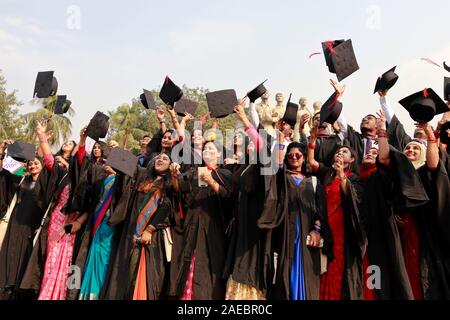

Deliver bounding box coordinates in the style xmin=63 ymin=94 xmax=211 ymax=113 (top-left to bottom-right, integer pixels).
xmin=107 ymin=84 xmax=242 ymax=154
xmin=23 ymin=95 xmax=75 ymax=147
xmin=0 ymin=70 xmax=26 ymax=141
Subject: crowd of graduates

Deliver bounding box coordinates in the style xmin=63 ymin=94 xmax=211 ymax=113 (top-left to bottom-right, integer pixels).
xmin=1 ymin=64 xmax=450 ymax=301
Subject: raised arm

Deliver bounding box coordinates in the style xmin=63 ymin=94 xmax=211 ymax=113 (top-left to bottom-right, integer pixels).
xmin=234 ymin=104 xmax=264 ymax=152
xmin=378 ymin=90 xmax=395 ymax=124
xmin=376 ymin=110 xmax=391 ymax=168
xmin=35 ymin=120 xmax=54 ymax=171
xmin=417 ymin=122 xmax=439 ymax=171
xmin=156 ymin=106 xmax=167 ymax=134
xmin=308 ymin=125 xmax=320 ymax=173
xmin=77 ymin=126 xmax=87 ymax=166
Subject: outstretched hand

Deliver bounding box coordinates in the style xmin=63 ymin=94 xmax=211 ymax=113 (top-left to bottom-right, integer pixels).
xmin=330 ymin=79 xmax=346 ymax=98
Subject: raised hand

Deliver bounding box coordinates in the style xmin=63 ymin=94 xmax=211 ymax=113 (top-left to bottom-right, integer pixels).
xmin=156 ymin=106 xmax=166 ymax=122
xmin=330 ymin=79 xmax=346 ymax=98
xmin=299 ymin=113 xmax=311 ymax=130
xmin=376 ymin=110 xmax=386 ymax=131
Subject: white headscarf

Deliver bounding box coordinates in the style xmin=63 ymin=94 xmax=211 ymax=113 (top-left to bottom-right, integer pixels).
xmin=404 ymin=140 xmax=426 ymax=170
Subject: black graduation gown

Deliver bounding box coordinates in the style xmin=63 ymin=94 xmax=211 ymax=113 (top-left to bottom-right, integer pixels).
xmin=257 ymin=168 xmax=331 ymax=300
xmin=361 ymin=149 xmax=429 ymax=299
xmin=19 ymin=159 xmax=74 ymax=293
xmin=0 ymin=172 xmax=45 ymax=300
xmin=300 ymin=133 xmax=343 ymax=168
xmin=314 ymin=163 xmax=367 ymax=300
xmin=415 ymin=159 xmax=450 ymax=299
xmin=222 ymin=163 xmax=269 ymax=294
xmin=344 ymin=125 xmax=366 ymax=165
xmin=102 ymin=168 xmax=174 ymax=300
xmin=386 ymin=114 xmax=413 ymax=152
xmin=169 ymin=167 xmax=233 ymax=300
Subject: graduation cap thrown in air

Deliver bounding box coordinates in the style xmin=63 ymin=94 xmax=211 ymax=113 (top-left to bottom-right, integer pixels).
xmin=54 ymin=95 xmax=71 ymax=115
xmin=444 ymin=77 xmax=450 ymax=102
xmin=33 ymin=71 xmax=58 ymax=98
xmin=86 ymin=111 xmax=110 ymax=141
xmin=206 ymin=89 xmax=238 ymax=118
xmin=322 ymin=39 xmax=359 ymax=81
xmin=159 ymin=76 xmax=183 ymax=106
xmin=320 ymin=91 xmax=343 ymax=126
xmin=374 ymin=66 xmax=399 ymax=94
xmin=106 ymin=147 xmax=138 ymax=177
xmin=140 ymin=89 xmax=157 ymax=110
xmin=282 ymin=94 xmax=299 ymax=127
xmin=7 ymin=141 xmax=36 ymax=162
xmin=174 ymin=98 xmax=199 ymax=117
xmin=247 ymin=79 xmax=268 ymax=103
xmin=399 ymin=88 xmax=450 ymax=123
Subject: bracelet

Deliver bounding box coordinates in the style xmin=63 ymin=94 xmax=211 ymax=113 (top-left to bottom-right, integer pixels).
xmin=314 ymin=225 xmax=321 ymax=233
xmin=308 ymin=143 xmax=316 ymax=150
xmin=278 ymin=143 xmax=285 ymax=151
xmin=427 ymin=138 xmax=437 ymax=143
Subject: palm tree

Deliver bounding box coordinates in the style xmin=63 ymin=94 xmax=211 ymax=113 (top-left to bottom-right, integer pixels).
xmin=23 ymin=95 xmax=75 ymax=147
xmin=109 ymin=102 xmax=145 ymax=150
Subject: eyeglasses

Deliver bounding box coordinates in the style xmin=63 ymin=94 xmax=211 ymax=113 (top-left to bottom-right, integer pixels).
xmin=287 ymin=153 xmax=303 ymax=160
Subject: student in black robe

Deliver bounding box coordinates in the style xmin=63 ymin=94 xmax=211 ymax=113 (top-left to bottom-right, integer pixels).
xmin=308 ymin=125 xmax=366 ymax=300
xmin=257 ymin=139 xmax=330 ymax=300
xmin=222 ymin=105 xmax=269 ymax=299
xmin=102 ymin=152 xmax=175 ymax=300
xmin=0 ymin=141 xmax=45 ymax=300
xmin=169 ymin=140 xmax=233 ymax=300
xmin=374 ymin=116 xmax=450 ymax=299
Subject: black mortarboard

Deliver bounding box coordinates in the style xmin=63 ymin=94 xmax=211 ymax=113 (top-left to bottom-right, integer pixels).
xmin=206 ymin=89 xmax=238 ymax=118
xmin=247 ymin=79 xmax=268 ymax=103
xmin=444 ymin=77 xmax=450 ymax=101
xmin=322 ymin=39 xmax=359 ymax=81
xmin=106 ymin=147 xmax=138 ymax=177
xmin=54 ymin=95 xmax=70 ymax=115
xmin=282 ymin=94 xmax=299 ymax=127
xmin=322 ymin=40 xmax=345 ymax=73
xmin=175 ymin=98 xmax=198 ymax=117
xmin=399 ymin=88 xmax=450 ymax=123
xmin=159 ymin=76 xmax=183 ymax=106
xmin=320 ymin=92 xmax=343 ymax=126
xmin=86 ymin=111 xmax=110 ymax=141
xmin=444 ymin=61 xmax=450 ymax=73
xmin=33 ymin=71 xmax=58 ymax=98
xmin=374 ymin=66 xmax=399 ymax=94
xmin=140 ymin=89 xmax=156 ymax=110
xmin=7 ymin=141 xmax=36 ymax=161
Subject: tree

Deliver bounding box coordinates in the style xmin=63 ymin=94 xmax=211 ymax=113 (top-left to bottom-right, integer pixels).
xmin=0 ymin=70 xmax=25 ymax=141
xmin=22 ymin=95 xmax=75 ymax=147
xmin=108 ymin=101 xmax=147 ymax=152
xmin=108 ymin=85 xmax=246 ymax=154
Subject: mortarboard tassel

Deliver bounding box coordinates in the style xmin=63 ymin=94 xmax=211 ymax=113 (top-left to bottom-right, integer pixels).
xmin=423 ymin=88 xmax=429 ymax=98
xmin=308 ymin=52 xmax=322 ymax=59
xmin=325 ymin=41 xmax=337 ymax=55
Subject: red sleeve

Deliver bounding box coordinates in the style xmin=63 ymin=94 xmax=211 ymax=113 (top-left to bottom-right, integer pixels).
xmin=77 ymin=145 xmax=86 ymax=166
xmin=43 ymin=154 xmax=54 ymax=172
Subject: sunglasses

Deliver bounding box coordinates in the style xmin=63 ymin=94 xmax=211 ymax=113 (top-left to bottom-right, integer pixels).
xmin=287 ymin=153 xmax=303 ymax=160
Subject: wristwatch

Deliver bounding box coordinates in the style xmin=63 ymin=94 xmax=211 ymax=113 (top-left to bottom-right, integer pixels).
xmin=278 ymin=143 xmax=285 ymax=151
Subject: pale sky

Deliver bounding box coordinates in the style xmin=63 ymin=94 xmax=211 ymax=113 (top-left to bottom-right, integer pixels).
xmin=1 ymin=0 xmax=449 ymax=141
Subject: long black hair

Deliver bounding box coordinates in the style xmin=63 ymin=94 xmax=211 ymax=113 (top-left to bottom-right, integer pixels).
xmin=324 ymin=145 xmax=359 ymax=185
xmin=90 ymin=141 xmax=109 ymax=163
xmin=55 ymin=140 xmax=77 ymax=160
xmin=284 ymin=142 xmax=308 ymax=172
